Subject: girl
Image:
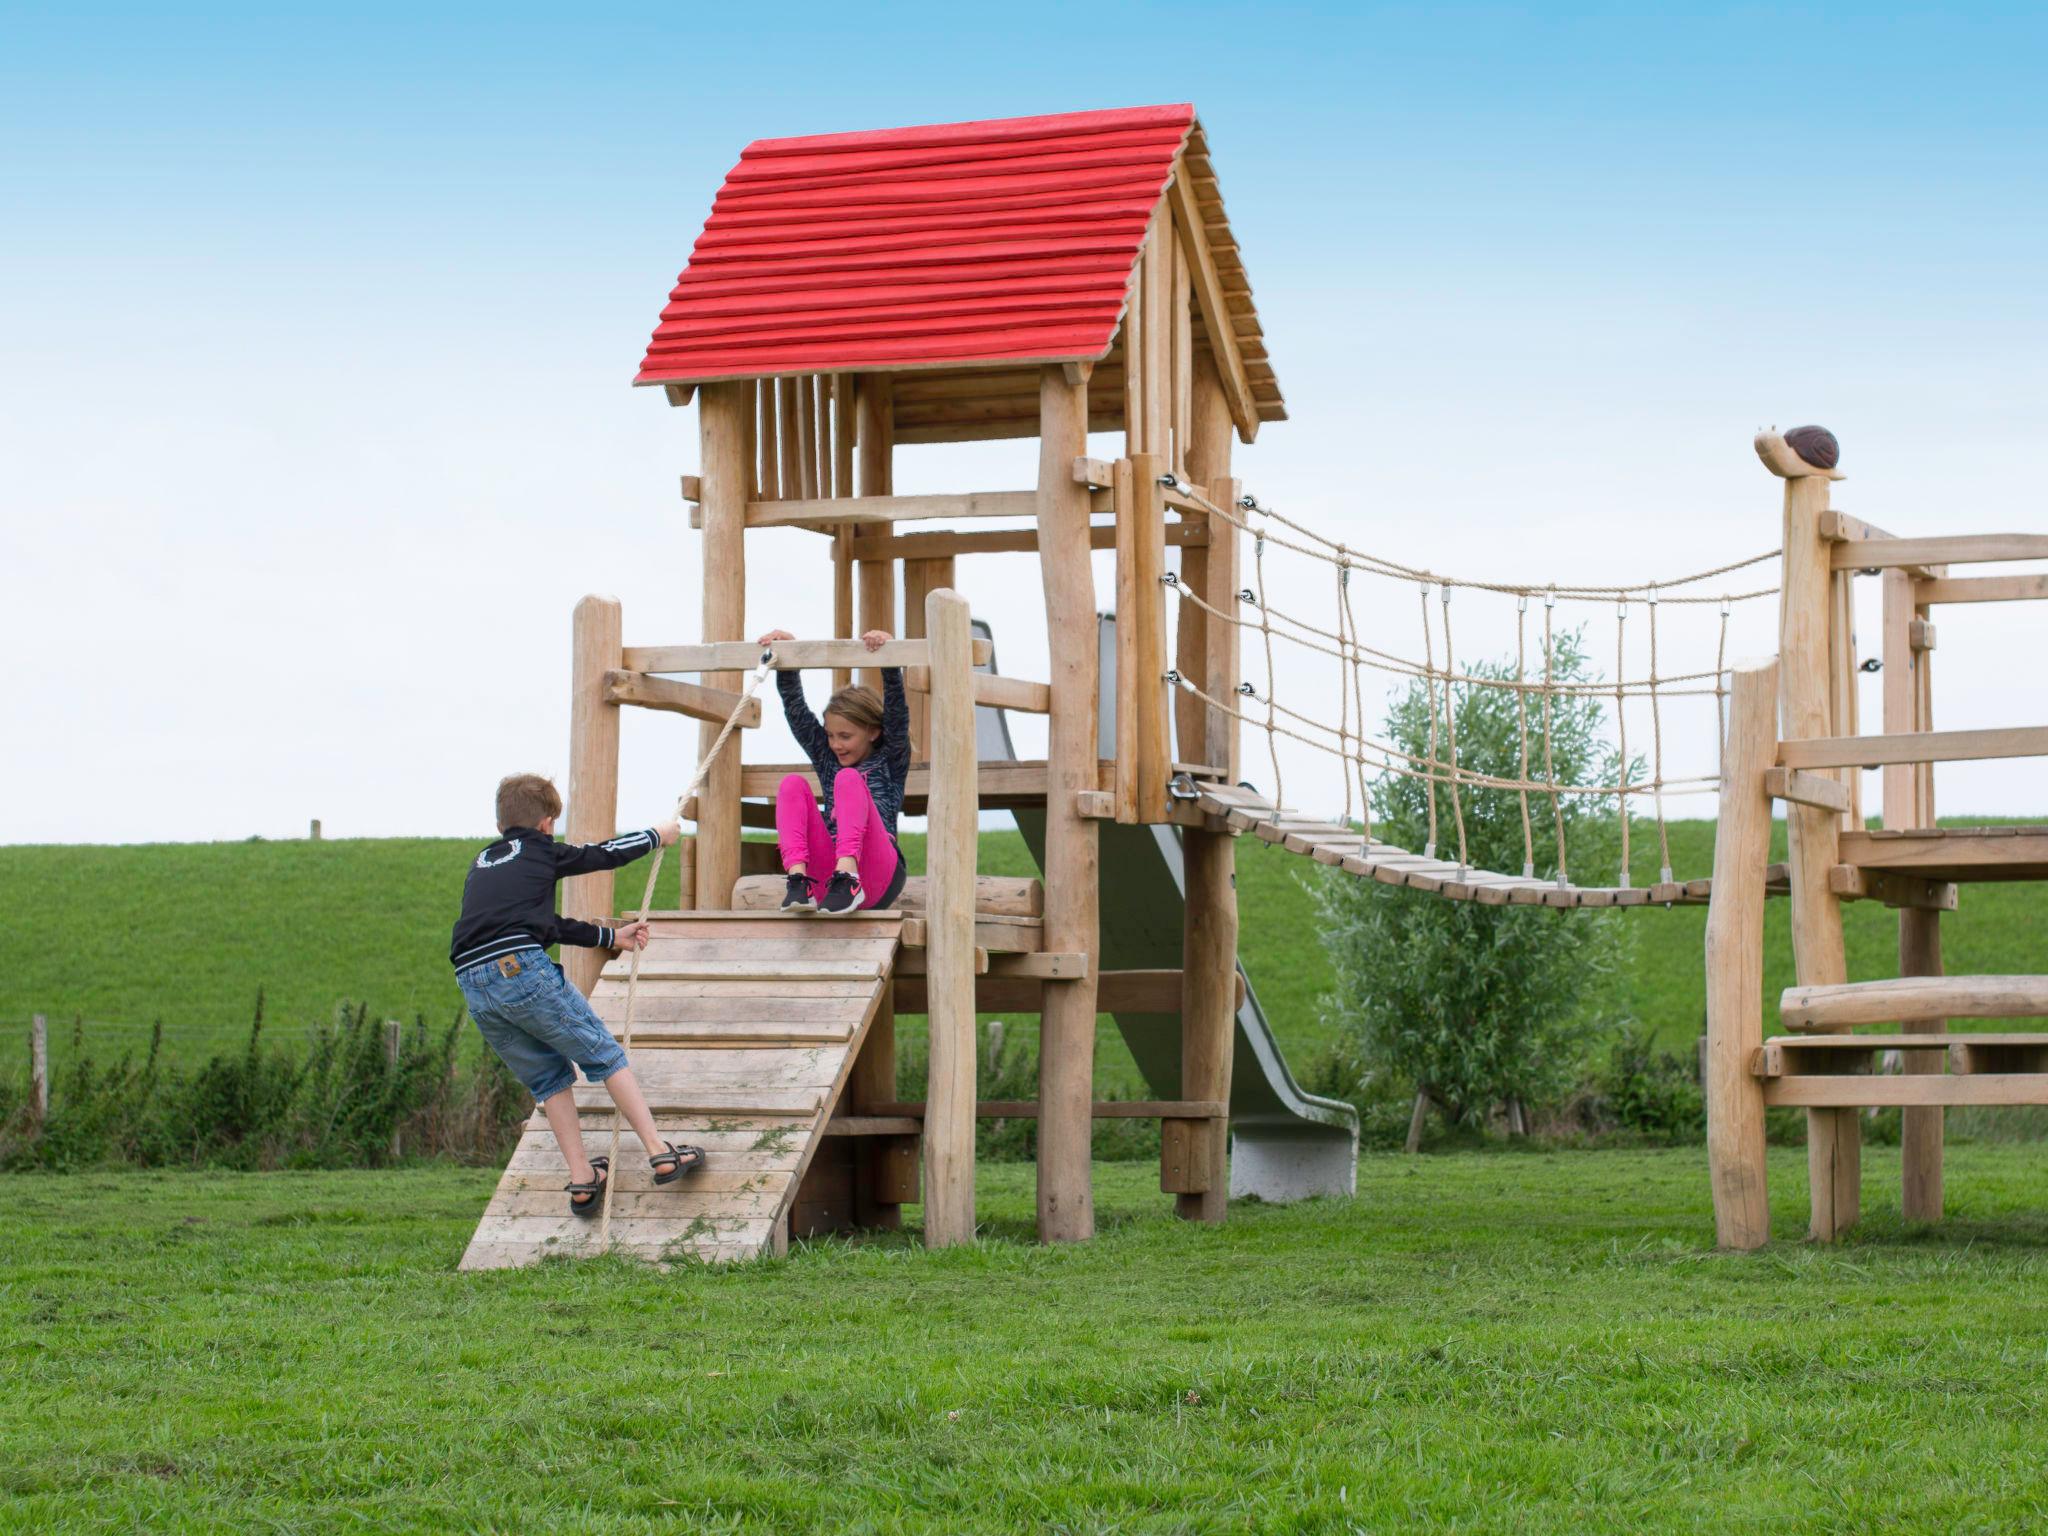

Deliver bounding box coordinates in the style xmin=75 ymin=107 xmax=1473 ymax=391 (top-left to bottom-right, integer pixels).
xmin=757 ymin=627 xmax=910 ymax=915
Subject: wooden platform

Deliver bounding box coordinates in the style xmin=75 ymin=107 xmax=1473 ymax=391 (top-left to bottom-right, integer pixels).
xmin=1838 ymin=826 xmax=2048 ymax=883
xmin=1190 ymin=783 xmax=1785 ymax=909
xmin=1754 ymin=1031 xmax=2048 ymax=1108
xmin=458 ymin=913 xmax=903 ymax=1270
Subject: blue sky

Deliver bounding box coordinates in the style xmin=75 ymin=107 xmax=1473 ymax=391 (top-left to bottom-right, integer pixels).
xmin=4 ymin=3 xmax=2044 ymax=841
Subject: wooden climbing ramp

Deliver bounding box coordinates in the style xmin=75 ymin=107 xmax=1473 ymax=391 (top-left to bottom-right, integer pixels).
xmin=459 ymin=911 xmax=903 ymax=1270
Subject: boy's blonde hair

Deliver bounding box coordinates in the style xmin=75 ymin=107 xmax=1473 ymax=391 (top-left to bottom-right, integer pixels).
xmin=823 ymin=685 xmax=884 ymax=735
xmin=496 ymin=773 xmax=563 ymax=831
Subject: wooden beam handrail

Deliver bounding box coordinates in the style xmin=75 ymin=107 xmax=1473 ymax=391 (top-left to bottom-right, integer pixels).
xmin=849 ymin=521 xmax=1207 ymax=563
xmin=1762 ymin=766 xmax=1850 ymax=813
xmin=1831 ymin=533 xmax=2048 ymax=571
xmin=623 ymin=637 xmax=990 ymax=673
xmin=1777 ymin=725 xmax=2048 ymax=770
xmin=744 ymin=490 xmax=1038 ymax=529
xmin=601 ymin=670 xmax=763 ymax=728
xmin=1916 ymin=573 xmax=2048 ymax=605
xmin=1783 ymin=974 xmax=2048 ymax=1030
xmin=903 ymin=667 xmax=1052 ymax=714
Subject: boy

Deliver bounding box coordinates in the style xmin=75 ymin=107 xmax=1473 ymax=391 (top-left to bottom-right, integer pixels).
xmin=451 ymin=772 xmax=704 ymax=1215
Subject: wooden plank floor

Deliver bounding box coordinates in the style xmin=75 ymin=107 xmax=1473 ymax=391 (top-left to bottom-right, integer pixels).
xmin=458 ymin=914 xmax=902 ymax=1270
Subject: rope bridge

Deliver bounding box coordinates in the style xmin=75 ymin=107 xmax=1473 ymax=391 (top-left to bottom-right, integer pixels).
xmin=1164 ymin=476 xmax=1784 ymax=907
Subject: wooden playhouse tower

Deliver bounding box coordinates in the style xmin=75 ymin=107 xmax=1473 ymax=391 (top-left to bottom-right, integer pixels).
xmin=462 ymin=103 xmax=1290 ymax=1267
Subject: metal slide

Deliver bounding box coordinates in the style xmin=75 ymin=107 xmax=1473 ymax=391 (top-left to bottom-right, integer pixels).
xmin=975 ymin=617 xmax=1358 ymax=1202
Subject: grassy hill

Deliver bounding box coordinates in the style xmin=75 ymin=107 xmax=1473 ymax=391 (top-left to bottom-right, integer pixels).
xmin=3 ymin=820 xmax=2041 ymax=1092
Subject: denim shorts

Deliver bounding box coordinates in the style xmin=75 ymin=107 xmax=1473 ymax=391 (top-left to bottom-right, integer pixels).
xmin=455 ymin=948 xmax=628 ymax=1105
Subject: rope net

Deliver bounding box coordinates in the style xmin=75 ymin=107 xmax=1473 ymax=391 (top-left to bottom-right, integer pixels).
xmin=1164 ymin=477 xmax=1776 ymax=893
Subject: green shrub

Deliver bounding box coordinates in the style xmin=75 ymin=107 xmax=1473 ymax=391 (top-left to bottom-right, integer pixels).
xmin=1317 ymin=629 xmax=1634 ymax=1129
xmin=1591 ymin=1027 xmax=1704 ymax=1143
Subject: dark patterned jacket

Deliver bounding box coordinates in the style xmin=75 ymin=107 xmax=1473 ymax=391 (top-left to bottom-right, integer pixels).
xmin=778 ymin=668 xmax=910 ymax=836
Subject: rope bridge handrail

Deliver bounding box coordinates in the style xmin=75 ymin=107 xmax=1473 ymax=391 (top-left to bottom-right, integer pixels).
xmin=1167 ymin=476 xmax=1782 ymax=890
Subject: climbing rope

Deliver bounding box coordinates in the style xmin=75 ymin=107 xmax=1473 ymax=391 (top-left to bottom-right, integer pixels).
xmin=597 ymin=649 xmax=779 ymax=1255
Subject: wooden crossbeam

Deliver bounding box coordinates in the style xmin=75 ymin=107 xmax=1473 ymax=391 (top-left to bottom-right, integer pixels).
xmin=1763 ymin=766 xmax=1851 ymax=813
xmin=744 ymin=491 xmax=1037 ymax=529
xmin=1830 ymin=533 xmax=2048 ymax=570
xmin=1916 ymin=573 xmax=2048 ymax=604
xmin=602 ymin=670 xmax=762 ymax=728
xmin=870 ymin=1099 xmax=1228 ymax=1121
xmin=1778 ymin=726 xmax=2048 ymax=769
xmin=623 ymin=637 xmax=989 ymax=673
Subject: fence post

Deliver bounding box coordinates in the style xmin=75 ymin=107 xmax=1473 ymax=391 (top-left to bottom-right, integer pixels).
xmin=30 ymin=1014 xmax=48 ymax=1126
xmin=384 ymin=1019 xmax=403 ymax=1161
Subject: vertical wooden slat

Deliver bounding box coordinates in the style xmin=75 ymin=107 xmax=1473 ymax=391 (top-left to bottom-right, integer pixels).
xmin=1141 ymin=214 xmax=1173 ymax=459
xmin=695 ymin=381 xmax=752 ymax=913
xmin=922 ymin=587 xmax=978 ymax=1249
xmin=794 ymin=376 xmax=819 ymax=500
xmin=1171 ymin=225 xmax=1193 ymax=480
xmin=776 ymin=378 xmax=802 ymax=503
xmin=1036 ymin=365 xmax=1100 ymax=1244
xmin=755 ymin=380 xmax=779 ymax=501
xmin=563 ymin=595 xmax=622 ymax=995
xmin=831 ymin=373 xmax=856 ymax=691
xmin=1705 ymin=657 xmax=1777 ymax=1249
xmin=1207 ymin=473 xmax=1242 ymax=782
xmin=854 ymin=375 xmax=896 ymax=693
xmin=1886 ymin=569 xmax=1944 ymax=1218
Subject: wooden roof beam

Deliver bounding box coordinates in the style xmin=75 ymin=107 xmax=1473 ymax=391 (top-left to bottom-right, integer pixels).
xmin=1165 ymin=159 xmax=1259 ymax=443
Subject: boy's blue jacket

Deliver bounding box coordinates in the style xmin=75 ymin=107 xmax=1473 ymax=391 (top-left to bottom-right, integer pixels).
xmin=448 ymin=826 xmax=658 ymax=969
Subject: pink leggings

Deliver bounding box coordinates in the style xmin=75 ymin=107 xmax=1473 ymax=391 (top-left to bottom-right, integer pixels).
xmin=775 ymin=770 xmax=900 ymax=908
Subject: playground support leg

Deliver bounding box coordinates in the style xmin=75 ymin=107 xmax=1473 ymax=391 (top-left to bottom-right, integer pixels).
xmin=1704 ymin=656 xmax=1776 ymax=1249
xmin=1776 ymin=464 xmax=1856 ymax=1240
xmin=1175 ymin=824 xmax=1237 ymax=1221
xmin=922 ymin=588 xmax=978 ymax=1248
xmin=1899 ymin=908 xmax=1946 ymax=1222
xmin=1035 ymin=365 xmax=1100 ymax=1243
xmin=854 ymin=375 xmax=895 ymax=695
xmin=850 ymin=979 xmax=902 ymax=1230
xmin=563 ymin=595 xmax=622 ymax=995
xmin=694 ymin=380 xmax=750 ymax=912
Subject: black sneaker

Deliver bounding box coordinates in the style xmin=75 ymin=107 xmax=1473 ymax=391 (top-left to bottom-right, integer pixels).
xmin=818 ymin=870 xmax=864 ymax=916
xmin=781 ymin=872 xmax=816 ymax=912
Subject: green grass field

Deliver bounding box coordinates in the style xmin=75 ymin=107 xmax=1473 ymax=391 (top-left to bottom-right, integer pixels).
xmin=2 ymin=820 xmax=2042 ymax=1084
xmin=5 ymin=1150 xmax=2048 ymax=1532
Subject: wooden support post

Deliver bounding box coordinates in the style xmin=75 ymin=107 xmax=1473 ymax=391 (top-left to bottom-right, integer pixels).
xmin=695 ymin=381 xmax=751 ymax=912
xmin=1129 ymin=452 xmax=1171 ymax=824
xmin=562 ymin=594 xmax=623 ymax=995
xmin=383 ymin=1020 xmax=403 ymax=1160
xmin=1206 ymin=475 xmax=1242 ymax=780
xmin=29 ymin=1014 xmax=48 ymax=1126
xmin=902 ymin=557 xmax=956 ymax=760
xmin=854 ymin=375 xmax=895 ymax=692
xmin=1175 ymin=350 xmax=1233 ymax=766
xmin=922 ymin=587 xmax=978 ymax=1249
xmin=1704 ymin=657 xmax=1777 ymax=1250
xmin=1036 ymin=365 xmax=1101 ymax=1243
xmin=1173 ymin=821 xmax=1237 ymax=1220
xmin=1766 ymin=433 xmax=1858 ymax=1240
xmin=849 ymin=979 xmax=903 ymax=1230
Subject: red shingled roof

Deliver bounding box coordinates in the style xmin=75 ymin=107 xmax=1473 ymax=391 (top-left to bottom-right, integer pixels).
xmin=635 ymin=104 xmax=1198 ymax=384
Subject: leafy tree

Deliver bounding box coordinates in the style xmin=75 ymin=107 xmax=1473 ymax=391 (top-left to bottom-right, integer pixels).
xmin=1315 ymin=628 xmax=1636 ymax=1130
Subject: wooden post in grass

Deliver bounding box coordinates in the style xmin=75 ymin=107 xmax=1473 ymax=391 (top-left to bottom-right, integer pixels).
xmin=384 ymin=1020 xmax=403 ymax=1160
xmin=1704 ymin=656 xmax=1777 ymax=1250
xmin=696 ymin=380 xmax=751 ymax=913
xmin=922 ymin=587 xmax=978 ymax=1248
xmin=563 ymin=594 xmax=622 ymax=996
xmin=1035 ymin=364 xmax=1101 ymax=1243
xmin=29 ymin=1014 xmax=48 ymax=1127
xmin=1758 ymin=428 xmax=1858 ymax=1241
xmin=1885 ymin=565 xmax=1946 ymax=1221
